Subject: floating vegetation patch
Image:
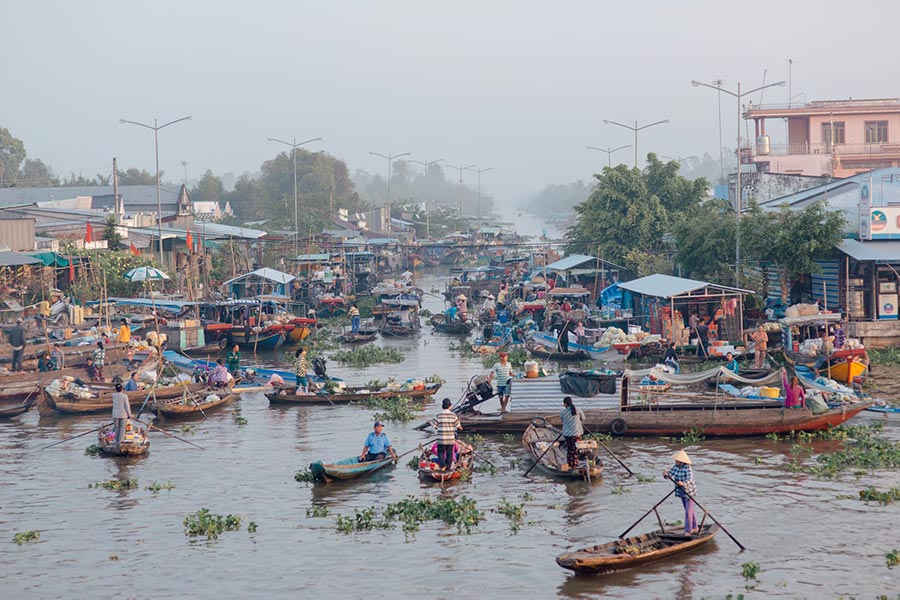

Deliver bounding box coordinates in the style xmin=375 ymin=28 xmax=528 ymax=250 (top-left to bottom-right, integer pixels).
xmin=84 ymin=444 xmax=102 ymax=456
xmin=868 ymin=348 xmax=900 ymax=366
xmin=247 ymin=521 xmax=258 ymax=533
xmin=294 ymin=469 xmax=316 ymax=483
xmin=742 ymin=561 xmax=760 ymax=580
xmin=424 ymin=374 xmax=446 ymax=384
xmin=183 ymin=508 xmax=243 ymax=539
xmin=108 ymin=554 xmax=118 ymax=561
xmin=335 ymin=508 xmax=392 ymax=534
xmin=179 ymin=424 xmax=197 ymax=435
xmin=359 ymin=396 xmax=420 ymax=423
xmin=383 ymin=496 xmax=484 ymax=535
xmin=636 ymin=475 xmax=656 ymax=484
xmin=13 ymin=531 xmax=40 ymax=545
xmin=610 ymin=485 xmax=631 ymax=495
xmin=887 ymin=549 xmax=899 ymax=568
xmin=808 ymin=423 xmax=900 ymax=478
xmin=146 ymin=481 xmax=175 ymax=493
xmin=495 ymin=498 xmax=527 ymax=533
xmin=680 ymin=428 xmax=705 ymax=443
xmin=232 ymin=408 xmax=248 ymax=426
xmin=419 ymin=308 xmax=433 ymax=317
xmin=502 ymin=434 xmax=516 ymax=444
xmin=448 ymin=341 xmax=475 ymax=358
xmin=587 ymin=432 xmax=613 ymax=442
xmin=473 ymin=462 xmax=499 ymax=476
xmin=858 ymin=486 xmax=900 ymax=505
xmin=406 ymin=456 xmax=421 ymax=470
xmin=306 ymin=505 xmax=330 ymax=518
xmin=331 ymin=346 xmax=404 ymax=368
xmin=89 ymin=479 xmax=139 ymax=491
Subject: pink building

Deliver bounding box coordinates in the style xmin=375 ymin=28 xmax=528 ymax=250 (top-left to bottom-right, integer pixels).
xmin=743 ymin=98 xmax=900 ymax=177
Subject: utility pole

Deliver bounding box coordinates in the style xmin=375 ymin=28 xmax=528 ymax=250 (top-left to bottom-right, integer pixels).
xmin=603 ymin=119 xmax=669 ymax=168
xmin=410 ymin=158 xmax=443 ymax=238
xmin=267 ymin=136 xmax=322 ymax=255
xmin=447 ymin=163 xmax=475 ymax=218
xmin=586 ymin=145 xmax=631 ymax=168
xmin=466 ymin=166 xmax=494 ymax=223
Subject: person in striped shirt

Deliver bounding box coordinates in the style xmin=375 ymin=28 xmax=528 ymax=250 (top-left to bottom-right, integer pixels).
xmin=348 ymin=304 xmax=361 ymax=335
xmin=293 ymin=346 xmax=310 ymax=393
xmin=431 ymin=398 xmax=462 ymax=469
xmin=560 ymin=397 xmax=586 ymax=469
xmin=490 ymin=352 xmax=514 ymax=412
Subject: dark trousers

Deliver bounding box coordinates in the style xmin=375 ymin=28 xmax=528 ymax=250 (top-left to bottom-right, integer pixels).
xmin=362 ymin=452 xmax=386 ymax=462
xmin=564 ymin=436 xmax=580 ymax=468
xmin=437 ymin=444 xmax=455 ymax=468
xmin=11 ymin=347 xmax=24 ymax=372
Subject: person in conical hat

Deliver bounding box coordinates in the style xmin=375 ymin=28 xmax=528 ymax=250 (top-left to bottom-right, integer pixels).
xmin=664 ymin=449 xmax=698 ymax=535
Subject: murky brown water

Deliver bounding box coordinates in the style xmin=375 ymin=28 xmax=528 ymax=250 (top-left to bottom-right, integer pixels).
xmin=2 ymin=272 xmax=898 ymax=599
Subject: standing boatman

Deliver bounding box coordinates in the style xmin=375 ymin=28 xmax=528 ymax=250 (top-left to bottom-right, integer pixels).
xmin=111 ymin=382 xmax=133 ymax=445
xmin=348 ymin=303 xmax=361 ymax=336
xmin=7 ymin=318 xmax=26 ymax=372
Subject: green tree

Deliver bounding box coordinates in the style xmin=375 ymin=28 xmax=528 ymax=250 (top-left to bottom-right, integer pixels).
xmin=0 ymin=126 xmax=26 ymax=185
xmin=741 ymin=200 xmax=846 ymax=301
xmin=643 ymin=153 xmax=709 ymax=221
xmin=19 ymin=158 xmax=59 ymax=186
xmin=191 ymin=169 xmax=225 ymax=203
xmin=674 ymin=203 xmax=736 ymax=282
xmin=102 ymin=216 xmax=125 ymax=251
xmin=117 ymin=167 xmax=158 ymax=185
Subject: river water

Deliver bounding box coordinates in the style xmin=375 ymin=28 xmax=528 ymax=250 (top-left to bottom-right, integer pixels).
xmin=2 ymin=271 xmax=898 ymax=599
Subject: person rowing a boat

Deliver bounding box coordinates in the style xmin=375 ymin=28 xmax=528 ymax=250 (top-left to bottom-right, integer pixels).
xmin=111 ymin=382 xmax=133 ymax=446
xmin=664 ymin=450 xmax=698 ymax=536
xmin=359 ymin=421 xmax=397 ymax=462
xmin=560 ymin=397 xmax=586 ymax=470
xmin=348 ymin=303 xmax=361 ymax=335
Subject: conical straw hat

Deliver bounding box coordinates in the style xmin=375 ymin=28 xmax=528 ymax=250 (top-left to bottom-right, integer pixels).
xmin=673 ymin=450 xmax=692 ymax=465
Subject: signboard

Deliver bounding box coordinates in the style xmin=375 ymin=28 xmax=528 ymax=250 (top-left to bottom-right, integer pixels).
xmin=867 ymin=205 xmax=900 ymax=239
xmin=859 ymin=183 xmax=871 ymax=240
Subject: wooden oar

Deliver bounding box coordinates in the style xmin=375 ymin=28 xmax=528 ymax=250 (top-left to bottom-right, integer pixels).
xmin=664 ymin=474 xmax=746 ymax=551
xmin=522 ymin=432 xmax=563 ymax=477
xmin=618 ymin=488 xmax=677 ymax=538
xmin=133 ymin=418 xmax=205 ymax=450
xmin=583 ymin=425 xmax=635 ymax=476
xmin=395 ymin=440 xmax=436 ymax=461
xmin=42 ymin=422 xmax=113 ymax=450
xmin=467 ymin=447 xmax=496 ymax=469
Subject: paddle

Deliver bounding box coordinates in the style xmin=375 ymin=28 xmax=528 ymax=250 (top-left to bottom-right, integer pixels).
xmin=42 ymin=422 xmax=113 ymax=450
xmin=133 ymin=418 xmax=206 ymax=450
xmin=664 ymin=474 xmax=746 ymax=551
xmin=395 ymin=440 xmax=436 ymax=462
xmin=466 ymin=446 xmax=496 ymax=469
xmin=522 ymin=431 xmax=563 ymax=477
xmin=618 ymin=488 xmax=677 ymax=539
xmin=583 ymin=425 xmax=635 ymax=476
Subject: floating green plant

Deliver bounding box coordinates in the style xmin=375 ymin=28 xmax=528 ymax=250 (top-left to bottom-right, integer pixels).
xmin=495 ymin=498 xmax=527 ymax=532
xmin=84 ymin=444 xmax=102 ymax=456
xmin=13 ymin=531 xmax=39 ymax=545
xmin=680 ymin=428 xmax=705 ymax=443
xmin=742 ymin=561 xmax=760 ymax=580
xmin=331 ymin=346 xmax=404 ymax=368
xmin=294 ymin=469 xmax=316 ymax=483
xmin=858 ymin=486 xmax=900 ymax=505
xmin=306 ymin=505 xmax=330 ymax=518
xmin=89 ymin=479 xmax=138 ymax=491
xmin=146 ymin=481 xmax=175 ymax=493
xmin=183 ymin=508 xmax=243 ymax=539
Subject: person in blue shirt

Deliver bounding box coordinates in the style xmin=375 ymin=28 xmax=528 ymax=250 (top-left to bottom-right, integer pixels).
xmin=724 ymin=352 xmax=739 ymax=375
xmin=124 ymin=372 xmax=139 ymax=392
xmin=359 ymin=422 xmax=397 ymax=462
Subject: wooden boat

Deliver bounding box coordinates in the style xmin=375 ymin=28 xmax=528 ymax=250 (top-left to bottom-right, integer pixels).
xmin=782 ymin=347 xmax=869 ymax=384
xmin=417 ymin=449 xmax=474 ymax=483
xmin=379 ymin=314 xmax=421 ymax=337
xmin=308 ymin=455 xmax=395 ymax=482
xmin=266 ymin=383 xmax=441 ymax=405
xmin=522 ymin=422 xmax=602 ymax=480
xmin=527 ymin=342 xmax=588 ymax=362
xmin=0 ymin=341 xmax=128 ymax=371
xmin=0 ymin=389 xmax=39 ymax=418
xmin=340 ymin=326 xmax=378 ymax=344
xmin=556 ymin=524 xmax=719 ymax=574
xmin=98 ymin=419 xmax=149 ymax=456
xmin=40 ymin=382 xmax=207 ymax=415
xmin=0 ymin=359 xmax=144 ymax=389
xmin=228 ymin=327 xmax=285 ymax=350
xmin=315 ymin=297 xmax=347 ymax=318
xmin=704 ymin=367 xmax=773 ymax=388
xmin=153 ymin=391 xmax=235 ymax=417
xmin=429 ymin=314 xmax=476 ymax=335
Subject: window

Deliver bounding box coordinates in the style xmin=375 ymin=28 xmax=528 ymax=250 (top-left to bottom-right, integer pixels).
xmin=865 ymin=120 xmax=888 ymax=143
xmin=822 ymin=122 xmax=845 ymax=145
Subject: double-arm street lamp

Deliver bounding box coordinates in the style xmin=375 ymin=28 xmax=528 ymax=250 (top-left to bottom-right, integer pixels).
xmin=691 ymin=78 xmax=786 ymax=286
xmin=446 ymin=163 xmax=476 ymax=218
xmin=602 ymin=119 xmax=669 ymax=168
xmin=586 ymin=144 xmax=631 ymax=168
xmin=409 ymin=158 xmax=443 ymax=238
xmin=119 ymin=115 xmax=192 ymax=266
xmin=267 ymin=136 xmax=322 ymax=242
xmin=466 ymin=166 xmax=494 ymax=223
xmin=370 ymin=151 xmax=411 ymax=211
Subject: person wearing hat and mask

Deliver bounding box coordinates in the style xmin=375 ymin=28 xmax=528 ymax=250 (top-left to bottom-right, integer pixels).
xmin=359 ymin=421 xmax=397 ymax=462
xmin=664 ymin=450 xmax=699 ymax=535
xmin=7 ymin=318 xmax=26 ymax=372
xmin=456 ymin=294 xmax=468 ymax=322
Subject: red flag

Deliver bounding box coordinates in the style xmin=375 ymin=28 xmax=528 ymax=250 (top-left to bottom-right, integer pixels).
xmin=130 ymin=242 xmax=140 ymax=256
xmin=68 ymin=260 xmax=74 ymax=280
xmin=85 ymin=221 xmax=93 ymax=243
xmin=186 ymin=230 xmax=194 ymax=253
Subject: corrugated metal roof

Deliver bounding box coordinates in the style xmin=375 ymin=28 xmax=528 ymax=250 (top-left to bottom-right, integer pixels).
xmin=0 ymin=251 xmax=42 ymax=266
xmin=222 ymin=267 xmax=295 ymax=286
xmin=507 ymin=376 xmax=620 ymax=412
xmin=837 ymin=239 xmax=900 ymax=263
xmin=619 ymin=274 xmax=751 ymax=298
xmin=544 ymin=254 xmax=597 ymax=271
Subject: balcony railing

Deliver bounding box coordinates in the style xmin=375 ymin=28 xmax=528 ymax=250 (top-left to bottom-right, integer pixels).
xmin=742 ymin=141 xmax=900 ymax=158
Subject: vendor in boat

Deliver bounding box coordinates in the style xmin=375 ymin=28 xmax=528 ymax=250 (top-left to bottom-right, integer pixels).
xmin=293 ymin=346 xmax=310 ymax=393
xmin=226 ymin=345 xmax=241 ymax=376
xmin=6 ymin=318 xmax=26 ymax=372
xmin=124 ymin=371 xmax=140 ymax=392
xmin=724 ymin=352 xmax=739 ymax=375
xmin=348 ymin=303 xmax=361 ymax=335
xmin=432 ymin=398 xmax=462 ymax=469
xmin=490 ymin=351 xmax=514 ymax=413
xmin=85 ymin=357 xmax=100 ymax=382
xmin=832 ymin=322 xmax=846 ymax=350
xmin=456 ymin=294 xmax=468 ymax=321
xmin=359 ymin=421 xmax=397 ymax=462
xmin=481 ymin=294 xmax=496 ymax=318
xmin=785 ymin=375 xmax=805 ymax=408
xmin=813 ymin=329 xmax=835 ymax=377
xmin=663 ymin=450 xmax=698 ymax=536
xmin=663 ymin=343 xmax=680 ymax=373
xmin=751 ymin=325 xmax=768 ymax=369
xmin=92 ymin=342 xmax=107 ymax=382
xmin=560 ymin=397 xmax=586 ymax=470
xmin=50 ymin=343 xmax=65 ymax=370
xmin=445 ymin=304 xmax=460 ymax=321
xmin=116 ymin=318 xmax=131 ymax=344
xmin=209 ymin=358 xmax=230 ymax=388
xmin=111 ymin=382 xmax=133 ymax=445
xmin=38 ymin=350 xmax=53 ymax=372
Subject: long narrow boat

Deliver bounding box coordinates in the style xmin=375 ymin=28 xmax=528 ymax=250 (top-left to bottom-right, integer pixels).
xmin=152 ymin=392 xmax=236 ymax=417
xmin=98 ymin=420 xmax=149 ymax=456
xmin=340 ymin=328 xmax=378 ymax=344
xmin=40 ymin=383 xmax=207 ymax=415
xmin=0 ymin=359 xmax=144 ymax=389
xmin=526 ymin=342 xmax=589 ymax=362
xmin=308 ymin=455 xmax=395 ymax=482
xmin=0 ymin=393 xmax=39 ymax=418
xmin=531 ymin=331 xmax=611 ymax=362
xmin=266 ymin=383 xmax=441 ymax=406
xmin=429 ymin=314 xmax=476 ymax=335
xmin=556 ymin=524 xmax=719 ymax=574
xmin=522 ymin=422 xmax=602 ymax=480
xmin=0 ymin=341 xmax=129 ymax=371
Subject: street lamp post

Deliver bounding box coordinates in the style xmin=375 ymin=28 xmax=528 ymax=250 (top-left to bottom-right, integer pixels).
xmin=267 ymin=136 xmax=322 ymax=248
xmin=446 ymin=164 xmax=476 ymax=218
xmin=586 ymin=144 xmax=631 ymax=168
xmin=119 ymin=115 xmax=192 ymax=267
xmin=602 ymin=119 xmax=669 ymax=168
xmin=409 ymin=158 xmax=443 ymax=238
xmin=691 ymin=78 xmax=786 ymax=286
xmin=465 ymin=166 xmax=494 ymax=223
xmin=370 ymin=151 xmax=411 ymax=232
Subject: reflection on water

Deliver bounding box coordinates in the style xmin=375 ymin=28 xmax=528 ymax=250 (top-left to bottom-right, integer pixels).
xmin=0 ymin=271 xmax=898 ymax=598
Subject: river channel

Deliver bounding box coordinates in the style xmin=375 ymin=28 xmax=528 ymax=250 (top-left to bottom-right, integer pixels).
xmin=1 ymin=271 xmax=898 ymax=599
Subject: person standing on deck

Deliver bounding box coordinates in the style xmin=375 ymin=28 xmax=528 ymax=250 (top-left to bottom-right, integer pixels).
xmin=111 ymin=382 xmax=133 ymax=445
xmin=695 ymin=318 xmax=710 ymax=359
xmin=7 ymin=318 xmax=26 ymax=372
xmin=226 ymin=345 xmax=241 ymax=376
xmin=490 ymin=352 xmax=514 ymax=413
xmin=751 ymin=326 xmax=768 ymax=369
xmin=359 ymin=421 xmax=397 ymax=462
xmin=92 ymin=341 xmax=107 ymax=382
xmin=663 ymin=343 xmax=680 ymax=373
xmin=664 ymin=450 xmax=699 ymax=535
xmin=348 ymin=303 xmax=361 ymax=335
xmin=832 ymin=322 xmax=846 ymax=350
xmin=560 ymin=397 xmax=586 ymax=469
xmin=293 ymin=346 xmax=310 ymax=393
xmin=116 ymin=318 xmax=131 ymax=344
xmin=432 ymin=398 xmax=462 ymax=469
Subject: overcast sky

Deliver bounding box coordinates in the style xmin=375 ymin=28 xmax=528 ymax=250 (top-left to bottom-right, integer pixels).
xmin=3 ymin=0 xmax=898 ymax=207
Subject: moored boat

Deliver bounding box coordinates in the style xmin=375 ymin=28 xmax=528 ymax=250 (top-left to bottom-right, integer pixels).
xmin=40 ymin=382 xmax=206 ymax=415
xmin=0 ymin=390 xmax=39 ymax=418
xmin=526 ymin=342 xmax=589 ymax=362
xmin=152 ymin=391 xmax=236 ymax=417
xmin=98 ymin=419 xmax=150 ymax=456
xmin=266 ymin=383 xmax=441 ymax=405
xmin=522 ymin=422 xmax=602 ymax=480
xmin=429 ymin=314 xmax=476 ymax=335
xmin=308 ymin=455 xmax=395 ymax=482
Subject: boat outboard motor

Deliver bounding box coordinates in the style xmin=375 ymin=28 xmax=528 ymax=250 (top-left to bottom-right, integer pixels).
xmin=455 ymin=374 xmax=496 ymax=414
xmin=312 ymin=357 xmax=328 ymax=379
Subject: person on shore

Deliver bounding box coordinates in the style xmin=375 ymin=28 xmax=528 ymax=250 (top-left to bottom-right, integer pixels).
xmin=491 ymin=351 xmax=514 ymax=412
xmin=663 ymin=342 xmax=680 ymax=373
xmin=92 ymin=341 xmax=106 ymax=382
xmin=293 ymin=346 xmax=310 ymax=393
xmin=785 ymin=375 xmax=805 ymax=408
xmin=359 ymin=421 xmax=397 ymax=462
xmin=226 ymin=345 xmax=241 ymax=376
xmin=209 ymin=358 xmax=230 ymax=388
xmin=111 ymin=382 xmax=133 ymax=446
xmin=664 ymin=450 xmax=698 ymax=535
xmin=116 ymin=318 xmax=131 ymax=344
xmin=38 ymin=350 xmax=53 ymax=372
xmin=432 ymin=398 xmax=462 ymax=470
xmin=50 ymin=343 xmax=64 ymax=370
xmin=560 ymin=396 xmax=586 ymax=469
xmin=751 ymin=326 xmax=768 ymax=369
xmin=695 ymin=318 xmax=710 ymax=359
xmin=124 ymin=371 xmax=139 ymax=392
xmin=724 ymin=352 xmax=739 ymax=375
xmin=348 ymin=303 xmax=361 ymax=335
xmin=7 ymin=318 xmax=26 ymax=372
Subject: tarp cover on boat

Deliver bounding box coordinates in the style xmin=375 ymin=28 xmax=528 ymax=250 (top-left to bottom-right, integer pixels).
xmin=560 ymin=371 xmax=617 ymax=397
xmin=623 ymin=365 xmax=785 ymax=386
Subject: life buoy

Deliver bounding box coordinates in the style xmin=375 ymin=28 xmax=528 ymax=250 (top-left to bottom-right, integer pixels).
xmin=610 ymin=418 xmax=628 ymax=436
xmin=530 ymin=417 xmax=549 ymax=428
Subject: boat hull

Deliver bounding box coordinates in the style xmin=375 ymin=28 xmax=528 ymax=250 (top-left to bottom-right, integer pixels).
xmin=309 ymin=456 xmax=395 ymax=481
xmin=266 ymin=384 xmax=440 ymax=405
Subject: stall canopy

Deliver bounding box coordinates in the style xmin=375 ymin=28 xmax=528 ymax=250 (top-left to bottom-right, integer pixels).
xmin=618 ymin=274 xmax=751 ymax=299
xmin=25 ymin=251 xmax=70 ymax=267
xmin=222 ymin=267 xmax=296 ymax=298
xmin=837 ymin=239 xmax=900 ymax=263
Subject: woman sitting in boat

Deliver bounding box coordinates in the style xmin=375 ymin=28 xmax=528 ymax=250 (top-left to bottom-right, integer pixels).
xmin=359 ymin=421 xmax=397 ymax=462
xmin=560 ymin=397 xmax=586 ymax=470
xmin=664 ymin=450 xmax=699 ymax=536
xmin=85 ymin=357 xmax=102 ymax=383
xmin=38 ymin=350 xmax=54 ymax=372
xmin=663 ymin=343 xmax=680 ymax=373
xmin=427 ymin=439 xmax=472 ymax=468
xmin=445 ymin=304 xmax=460 ymax=322
xmin=209 ymin=358 xmax=230 ymax=388
xmin=785 ymin=375 xmax=805 ymax=408
xmin=724 ymin=352 xmax=739 ymax=375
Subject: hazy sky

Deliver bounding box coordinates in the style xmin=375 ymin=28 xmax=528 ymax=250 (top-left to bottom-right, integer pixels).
xmin=3 ymin=0 xmax=898 ymax=207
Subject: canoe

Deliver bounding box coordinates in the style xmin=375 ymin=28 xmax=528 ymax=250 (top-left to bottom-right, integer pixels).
xmin=527 ymin=342 xmax=588 ymax=362
xmin=782 ymin=347 xmax=869 ymax=384
xmin=0 ymin=341 xmax=128 ymax=370
xmin=379 ymin=319 xmax=420 ymax=337
xmin=522 ymin=423 xmax=602 ymax=480
xmin=340 ymin=329 xmax=378 ymax=344
xmin=309 ymin=455 xmax=395 ymax=482
xmin=98 ymin=420 xmax=150 ymax=456
xmin=556 ymin=524 xmax=719 ymax=574
xmin=429 ymin=314 xmax=476 ymax=335
xmin=153 ymin=392 xmax=236 ymax=417
xmin=0 ymin=393 xmax=39 ymax=418
xmin=417 ymin=451 xmax=474 ymax=483
xmin=266 ymin=383 xmax=441 ymax=405
xmin=0 ymin=359 xmax=145 ymax=389
xmin=40 ymin=382 xmax=207 ymax=415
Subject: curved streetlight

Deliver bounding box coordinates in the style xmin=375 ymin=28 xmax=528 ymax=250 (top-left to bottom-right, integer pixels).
xmin=409 ymin=158 xmax=443 ymax=238
xmin=587 ymin=144 xmax=631 ymax=168
xmin=119 ymin=115 xmax=192 ymax=266
xmin=466 ymin=166 xmax=494 ymax=223
xmin=446 ymin=164 xmax=476 ymax=218
xmin=267 ymin=136 xmax=322 ymax=240
xmin=602 ymin=119 xmax=669 ymax=168
xmin=370 ymin=151 xmax=411 ymax=211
